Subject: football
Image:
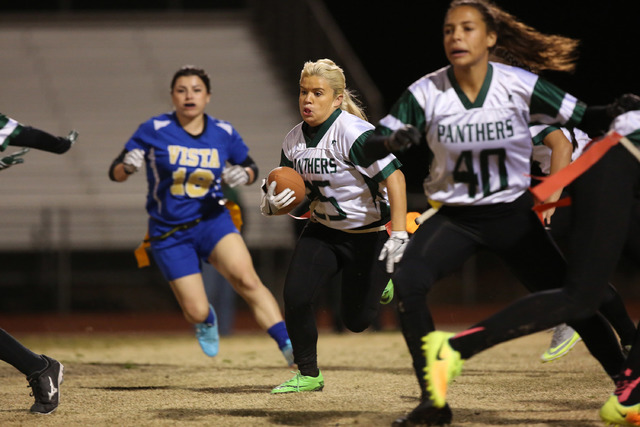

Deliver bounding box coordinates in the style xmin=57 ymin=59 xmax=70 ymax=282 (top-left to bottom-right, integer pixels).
xmin=267 ymin=166 xmax=306 ymax=215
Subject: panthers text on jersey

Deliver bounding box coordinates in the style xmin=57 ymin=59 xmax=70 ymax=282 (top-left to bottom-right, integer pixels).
xmin=280 ymin=109 xmax=401 ymax=231
xmin=378 ymin=62 xmax=585 ymax=205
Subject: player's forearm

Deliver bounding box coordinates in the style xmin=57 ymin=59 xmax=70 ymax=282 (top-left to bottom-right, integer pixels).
xmin=385 ymin=169 xmax=407 ymax=232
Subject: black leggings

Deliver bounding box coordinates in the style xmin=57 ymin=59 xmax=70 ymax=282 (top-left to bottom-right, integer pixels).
xmin=394 ymin=191 xmax=624 ymax=392
xmin=451 ymin=145 xmax=639 ymax=377
xmin=283 ymin=222 xmax=390 ymax=375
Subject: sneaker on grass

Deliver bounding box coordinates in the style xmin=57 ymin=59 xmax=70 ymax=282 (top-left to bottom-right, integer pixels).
xmin=195 ymin=304 xmax=219 ymax=357
xmin=271 ymin=370 xmax=324 ymax=394
xmin=600 ymin=394 xmax=640 ymax=426
xmin=380 ymin=279 xmax=394 ymax=305
xmin=541 ymin=324 xmax=582 ymax=363
xmin=422 ymin=331 xmax=464 ymax=409
xmin=27 ymin=355 xmax=64 ymax=414
xmin=280 ymin=339 xmax=295 ymax=366
xmin=391 ymin=398 xmax=453 ymax=426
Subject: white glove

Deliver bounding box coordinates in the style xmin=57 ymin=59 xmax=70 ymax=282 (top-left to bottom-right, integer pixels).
xmin=378 ymin=231 xmax=409 ymax=273
xmin=221 ymin=164 xmax=249 ymax=188
xmin=123 ymin=148 xmax=145 ymax=174
xmin=260 ymin=179 xmax=296 ymax=216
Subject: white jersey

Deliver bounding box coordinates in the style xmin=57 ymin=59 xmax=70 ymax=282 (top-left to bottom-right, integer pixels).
xmin=280 ymin=109 xmax=401 ymax=231
xmin=0 ymin=114 xmax=24 ymax=152
xmin=378 ymin=62 xmax=585 ymax=205
xmin=530 ymin=125 xmax=591 ymax=175
xmin=611 ymin=110 xmax=640 ymax=148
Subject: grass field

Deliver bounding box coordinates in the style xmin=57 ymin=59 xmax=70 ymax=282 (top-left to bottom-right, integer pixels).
xmin=0 ymin=326 xmax=615 ymax=426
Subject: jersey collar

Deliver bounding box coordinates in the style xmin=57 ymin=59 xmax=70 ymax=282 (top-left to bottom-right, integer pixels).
xmin=302 ymin=109 xmax=342 ymax=147
xmin=447 ymin=63 xmax=493 ymax=109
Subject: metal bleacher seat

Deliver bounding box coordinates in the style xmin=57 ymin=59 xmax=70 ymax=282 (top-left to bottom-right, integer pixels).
xmin=0 ymin=11 xmax=299 ymax=252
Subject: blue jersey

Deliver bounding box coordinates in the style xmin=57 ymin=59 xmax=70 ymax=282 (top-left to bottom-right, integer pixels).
xmin=125 ymin=112 xmax=250 ymax=225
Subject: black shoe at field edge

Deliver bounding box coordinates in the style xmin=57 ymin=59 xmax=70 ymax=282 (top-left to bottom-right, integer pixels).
xmin=391 ymin=399 xmax=453 ymax=426
xmin=27 ymin=355 xmax=64 ymax=414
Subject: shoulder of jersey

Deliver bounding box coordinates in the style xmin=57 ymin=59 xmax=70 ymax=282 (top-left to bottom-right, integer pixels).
xmin=337 ymin=111 xmax=373 ymax=140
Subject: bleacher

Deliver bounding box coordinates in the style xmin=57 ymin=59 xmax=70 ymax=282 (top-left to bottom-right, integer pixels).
xmin=0 ymin=11 xmax=300 ymax=252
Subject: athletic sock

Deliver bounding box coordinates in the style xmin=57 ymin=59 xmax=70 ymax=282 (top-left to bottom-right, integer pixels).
xmin=267 ymin=321 xmax=290 ymax=349
xmin=204 ymin=306 xmax=216 ymax=325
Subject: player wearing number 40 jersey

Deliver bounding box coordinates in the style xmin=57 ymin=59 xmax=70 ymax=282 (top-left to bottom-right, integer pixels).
xmin=363 ymin=1 xmax=632 ymax=425
xmin=109 ymin=65 xmax=293 ymax=365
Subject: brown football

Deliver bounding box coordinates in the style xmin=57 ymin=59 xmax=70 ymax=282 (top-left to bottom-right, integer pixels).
xmin=267 ymin=166 xmax=305 ymax=215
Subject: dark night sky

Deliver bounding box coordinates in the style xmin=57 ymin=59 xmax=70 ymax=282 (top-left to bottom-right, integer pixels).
xmin=325 ymin=1 xmax=640 ymax=111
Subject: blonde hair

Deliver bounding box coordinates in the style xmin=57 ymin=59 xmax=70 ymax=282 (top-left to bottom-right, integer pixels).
xmin=300 ymin=59 xmax=368 ymax=121
xmin=448 ymin=0 xmax=580 ymax=73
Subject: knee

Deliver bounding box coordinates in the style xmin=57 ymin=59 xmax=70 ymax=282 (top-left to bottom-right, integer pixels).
xmin=228 ymin=272 xmax=262 ymax=296
xmin=393 ymin=264 xmax=435 ymax=303
xmin=182 ymin=300 xmax=211 ymax=324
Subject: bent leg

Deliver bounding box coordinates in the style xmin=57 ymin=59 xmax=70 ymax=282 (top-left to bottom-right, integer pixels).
xmin=339 ymin=231 xmax=388 ymax=333
xmin=394 ymin=215 xmax=478 ymax=395
xmin=170 ymin=273 xmax=210 ymax=324
xmin=209 ymin=233 xmax=283 ymax=330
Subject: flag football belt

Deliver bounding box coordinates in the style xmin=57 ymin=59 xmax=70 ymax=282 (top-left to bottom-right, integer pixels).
xmin=133 ymin=200 xmax=244 ymax=268
xmin=531 ymin=131 xmax=639 ymax=204
xmin=341 ymin=225 xmax=388 ymax=234
xmin=134 ymin=218 xmax=202 ymax=268
xmin=144 ymin=218 xmax=202 ymax=243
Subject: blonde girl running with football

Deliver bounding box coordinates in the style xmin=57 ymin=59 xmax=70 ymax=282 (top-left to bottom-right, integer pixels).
xmin=262 ymin=59 xmax=407 ymax=394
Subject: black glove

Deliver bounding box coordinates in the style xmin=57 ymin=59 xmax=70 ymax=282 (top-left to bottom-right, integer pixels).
xmin=387 ymin=124 xmax=420 ymax=153
xmin=607 ymin=93 xmax=640 ymax=117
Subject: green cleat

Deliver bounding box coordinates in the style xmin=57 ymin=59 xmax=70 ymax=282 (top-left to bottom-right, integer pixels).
xmin=541 ymin=324 xmax=582 ymax=363
xmin=380 ymin=279 xmax=394 ymax=305
xmin=600 ymin=394 xmax=640 ymax=426
xmin=422 ymin=331 xmax=464 ymax=408
xmin=271 ymin=370 xmax=324 ymax=394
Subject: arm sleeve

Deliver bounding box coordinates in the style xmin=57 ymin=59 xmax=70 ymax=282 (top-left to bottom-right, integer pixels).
xmin=7 ymin=126 xmax=71 ymax=154
xmin=580 ymin=105 xmax=616 ymax=138
xmin=238 ymin=154 xmax=258 ymax=184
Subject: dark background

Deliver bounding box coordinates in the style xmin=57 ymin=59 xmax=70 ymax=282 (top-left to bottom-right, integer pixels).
xmin=324 ymin=1 xmax=639 ymax=110
xmin=3 ymin=1 xmax=638 ymax=108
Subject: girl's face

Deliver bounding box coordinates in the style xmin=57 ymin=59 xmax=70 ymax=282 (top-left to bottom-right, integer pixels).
xmin=443 ymin=5 xmax=496 ymax=70
xmin=299 ymin=75 xmax=343 ymax=127
xmin=171 ymin=75 xmax=211 ymax=120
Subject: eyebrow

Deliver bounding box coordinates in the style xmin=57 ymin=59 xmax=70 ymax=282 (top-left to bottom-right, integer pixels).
xmin=300 ymin=85 xmax=325 ymax=92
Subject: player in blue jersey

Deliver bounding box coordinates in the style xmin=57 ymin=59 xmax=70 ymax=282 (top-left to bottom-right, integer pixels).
xmin=263 ymin=59 xmax=407 ymax=394
xmin=109 ymin=66 xmax=293 ymax=365
xmin=362 ymin=1 xmax=633 ymax=424
xmin=1 ymin=115 xmax=77 ymax=414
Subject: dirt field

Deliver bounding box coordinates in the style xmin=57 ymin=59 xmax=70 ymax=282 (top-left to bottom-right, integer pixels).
xmin=0 ymin=325 xmax=615 ymax=427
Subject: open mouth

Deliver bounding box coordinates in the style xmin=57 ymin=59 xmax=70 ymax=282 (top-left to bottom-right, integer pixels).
xmin=184 ymin=103 xmax=196 ymax=108
xmin=450 ymin=49 xmax=467 ymax=56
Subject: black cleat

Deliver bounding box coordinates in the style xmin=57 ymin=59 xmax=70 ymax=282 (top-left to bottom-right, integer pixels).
xmin=27 ymin=355 xmax=64 ymax=414
xmin=392 ymin=399 xmax=453 ymax=426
